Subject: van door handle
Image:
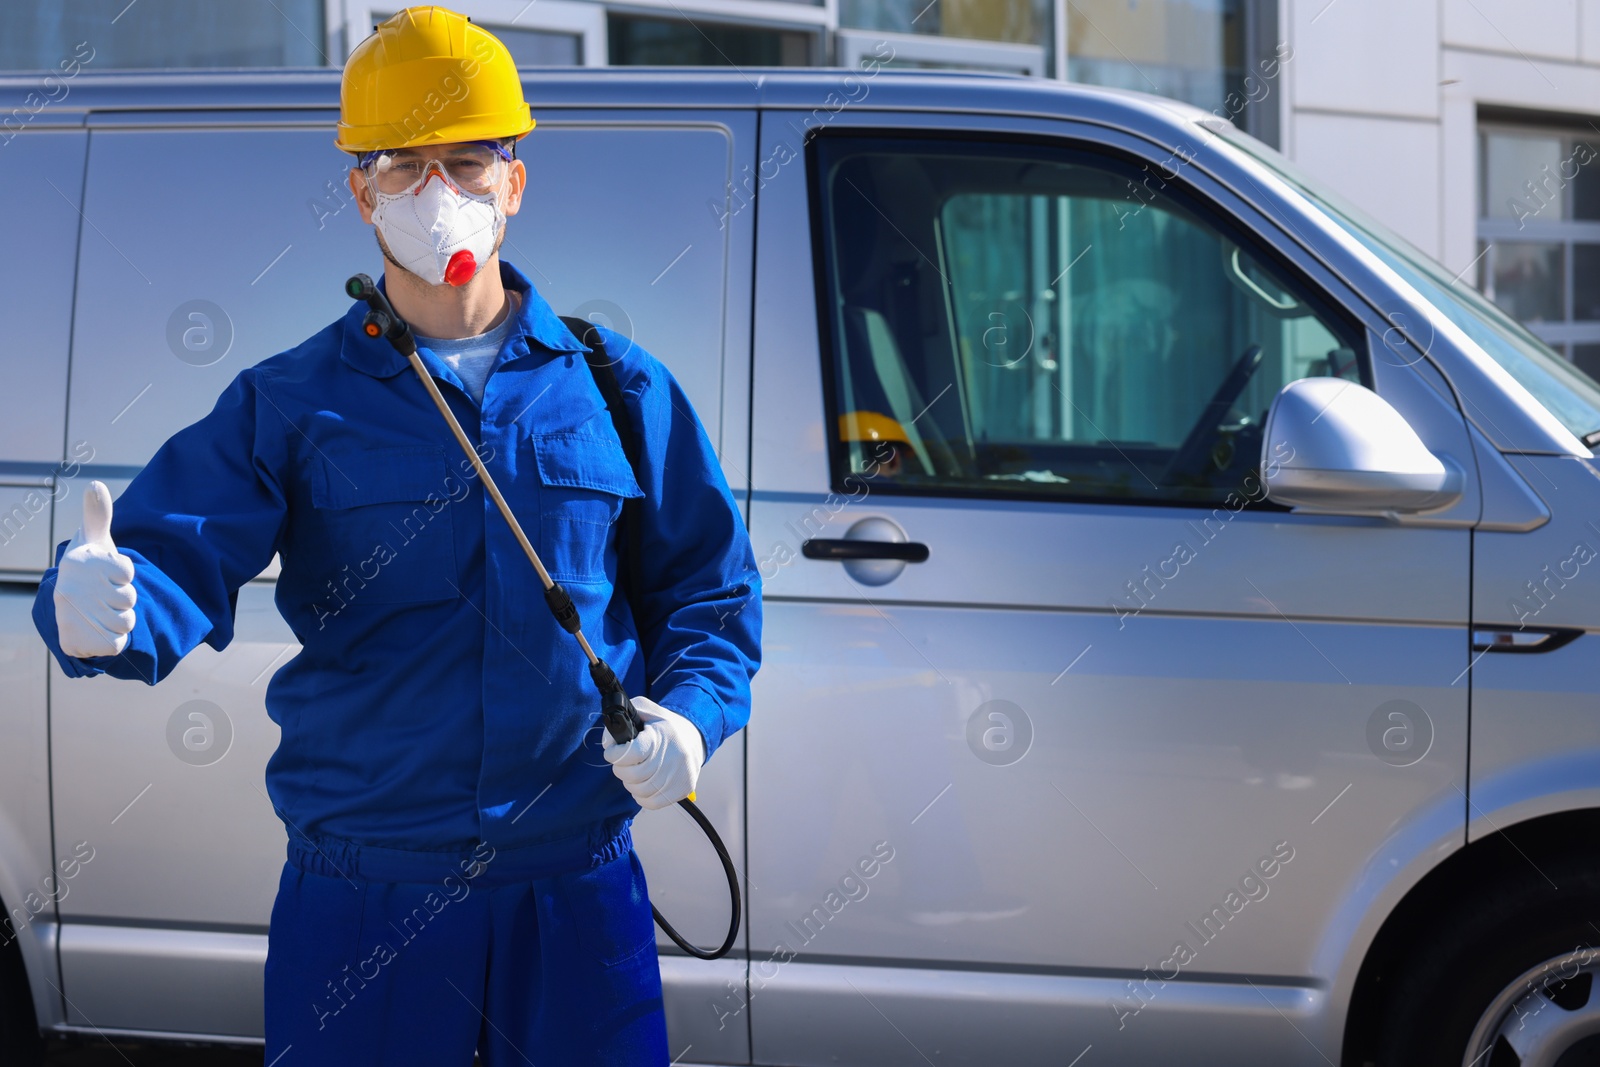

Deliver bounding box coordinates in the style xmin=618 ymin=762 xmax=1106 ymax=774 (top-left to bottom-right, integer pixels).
xmin=1471 ymin=627 xmax=1581 ymax=653
xmin=801 ymin=539 xmax=930 ymax=563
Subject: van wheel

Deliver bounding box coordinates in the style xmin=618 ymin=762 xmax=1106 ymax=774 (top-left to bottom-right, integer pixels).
xmin=0 ymin=921 xmax=43 ymax=1066
xmin=1373 ymin=859 xmax=1600 ymax=1066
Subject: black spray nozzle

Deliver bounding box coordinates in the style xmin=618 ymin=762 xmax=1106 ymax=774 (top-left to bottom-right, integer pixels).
xmin=344 ymin=274 xmax=417 ymax=355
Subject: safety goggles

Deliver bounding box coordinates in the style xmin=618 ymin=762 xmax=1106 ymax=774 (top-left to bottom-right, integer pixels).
xmin=358 ymin=140 xmax=514 ymax=197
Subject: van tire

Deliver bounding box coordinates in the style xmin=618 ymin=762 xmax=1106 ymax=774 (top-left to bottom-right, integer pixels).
xmin=1372 ymin=857 xmax=1600 ymax=1066
xmin=0 ymin=919 xmax=43 ymax=1067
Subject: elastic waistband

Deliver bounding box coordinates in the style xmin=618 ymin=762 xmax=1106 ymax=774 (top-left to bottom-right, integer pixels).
xmin=285 ymin=814 xmax=633 ymax=887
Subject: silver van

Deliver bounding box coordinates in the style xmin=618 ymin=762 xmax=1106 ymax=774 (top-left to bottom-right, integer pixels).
xmin=4 ymin=64 xmax=1600 ymax=1067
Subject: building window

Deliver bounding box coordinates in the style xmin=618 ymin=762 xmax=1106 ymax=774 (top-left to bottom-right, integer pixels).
xmin=1067 ymin=0 xmax=1241 ymax=105
xmin=372 ymin=13 xmax=584 ymax=66
xmin=839 ymin=0 xmax=1048 ymax=46
xmin=608 ymin=12 xmax=814 ymax=66
xmin=835 ymin=30 xmax=1046 ymax=76
xmin=1477 ymin=123 xmax=1600 ymax=379
xmin=489 ymin=25 xmax=583 ymax=66
xmin=1063 ymin=0 xmax=1279 ymax=146
xmin=1 ymin=0 xmax=325 ymax=70
xmin=838 ymin=0 xmax=1052 ymax=76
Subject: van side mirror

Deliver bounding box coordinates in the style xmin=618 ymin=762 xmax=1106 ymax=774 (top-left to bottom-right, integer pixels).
xmin=1261 ymin=378 xmax=1463 ymax=514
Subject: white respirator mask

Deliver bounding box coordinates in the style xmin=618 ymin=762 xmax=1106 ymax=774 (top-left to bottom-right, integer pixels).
xmin=364 ymin=148 xmax=509 ymax=288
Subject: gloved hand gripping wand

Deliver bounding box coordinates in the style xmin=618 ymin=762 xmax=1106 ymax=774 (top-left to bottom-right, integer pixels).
xmin=345 ymin=274 xmax=740 ymax=961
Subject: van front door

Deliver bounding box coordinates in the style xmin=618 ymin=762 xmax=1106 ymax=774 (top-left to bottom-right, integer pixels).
xmin=744 ymin=114 xmax=1475 ymax=1065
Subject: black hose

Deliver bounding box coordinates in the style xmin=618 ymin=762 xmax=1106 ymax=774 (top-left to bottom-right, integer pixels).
xmin=656 ymin=797 xmax=741 ymax=960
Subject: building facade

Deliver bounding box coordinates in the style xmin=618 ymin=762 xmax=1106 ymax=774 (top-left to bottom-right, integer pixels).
xmin=1279 ymin=0 xmax=1600 ymax=379
xmin=1 ymin=1 xmax=1283 ymax=141
xmin=5 ymin=0 xmax=1599 ymax=379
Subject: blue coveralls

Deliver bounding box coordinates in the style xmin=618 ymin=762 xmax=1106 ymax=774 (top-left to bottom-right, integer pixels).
xmin=32 ymin=259 xmax=763 ymax=1066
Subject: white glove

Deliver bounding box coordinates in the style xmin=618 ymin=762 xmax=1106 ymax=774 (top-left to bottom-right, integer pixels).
xmin=53 ymin=481 xmax=137 ymax=659
xmin=602 ymin=696 xmax=706 ymax=810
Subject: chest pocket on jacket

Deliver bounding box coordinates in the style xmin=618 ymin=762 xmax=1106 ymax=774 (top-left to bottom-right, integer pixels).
xmin=307 ymin=445 xmax=459 ymax=604
xmin=533 ymin=427 xmax=644 ymax=585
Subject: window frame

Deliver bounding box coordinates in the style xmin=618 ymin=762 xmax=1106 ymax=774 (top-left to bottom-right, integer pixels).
xmin=804 ymin=125 xmax=1372 ymax=511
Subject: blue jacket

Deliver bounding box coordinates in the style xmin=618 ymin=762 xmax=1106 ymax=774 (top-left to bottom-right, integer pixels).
xmin=34 ymin=260 xmax=762 ymax=869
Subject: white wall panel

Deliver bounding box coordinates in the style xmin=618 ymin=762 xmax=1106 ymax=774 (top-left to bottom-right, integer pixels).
xmin=1443 ymin=0 xmax=1579 ymax=61
xmin=1291 ymin=110 xmax=1443 ymax=257
xmin=1291 ymin=0 xmax=1439 ymax=119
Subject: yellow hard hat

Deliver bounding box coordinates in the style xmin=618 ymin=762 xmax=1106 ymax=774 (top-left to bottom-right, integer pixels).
xmin=838 ymin=411 xmax=909 ymax=444
xmin=335 ymin=6 xmax=535 ymax=155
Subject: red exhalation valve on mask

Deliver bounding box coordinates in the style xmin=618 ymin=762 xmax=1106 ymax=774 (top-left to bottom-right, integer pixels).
xmin=444 ymin=249 xmax=476 ymax=287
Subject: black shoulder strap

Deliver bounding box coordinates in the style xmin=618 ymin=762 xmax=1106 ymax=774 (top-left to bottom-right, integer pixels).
xmin=560 ymin=316 xmax=645 ymax=623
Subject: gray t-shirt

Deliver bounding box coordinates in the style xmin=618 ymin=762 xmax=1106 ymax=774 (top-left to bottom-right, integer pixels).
xmin=414 ymin=292 xmax=521 ymax=405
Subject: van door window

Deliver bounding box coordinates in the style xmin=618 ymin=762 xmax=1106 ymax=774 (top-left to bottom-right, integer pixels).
xmin=813 ymin=134 xmax=1367 ymax=505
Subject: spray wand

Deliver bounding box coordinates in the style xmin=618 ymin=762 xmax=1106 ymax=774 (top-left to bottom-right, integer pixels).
xmin=345 ymin=274 xmax=740 ymax=961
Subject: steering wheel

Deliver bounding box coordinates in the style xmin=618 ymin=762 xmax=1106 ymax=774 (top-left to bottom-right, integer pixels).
xmin=1159 ymin=344 xmax=1264 ymax=485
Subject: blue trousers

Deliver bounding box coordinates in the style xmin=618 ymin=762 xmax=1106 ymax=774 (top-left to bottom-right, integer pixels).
xmin=263 ymin=837 xmax=669 ymax=1066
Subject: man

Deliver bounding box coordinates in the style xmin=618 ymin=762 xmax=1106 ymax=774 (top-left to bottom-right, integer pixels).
xmin=33 ymin=7 xmax=761 ymax=1065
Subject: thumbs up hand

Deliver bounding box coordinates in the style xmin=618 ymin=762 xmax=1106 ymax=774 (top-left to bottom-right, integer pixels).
xmin=54 ymin=481 xmax=137 ymax=659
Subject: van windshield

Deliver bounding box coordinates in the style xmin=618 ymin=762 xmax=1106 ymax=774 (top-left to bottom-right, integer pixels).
xmin=1213 ymin=125 xmax=1600 ymax=445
